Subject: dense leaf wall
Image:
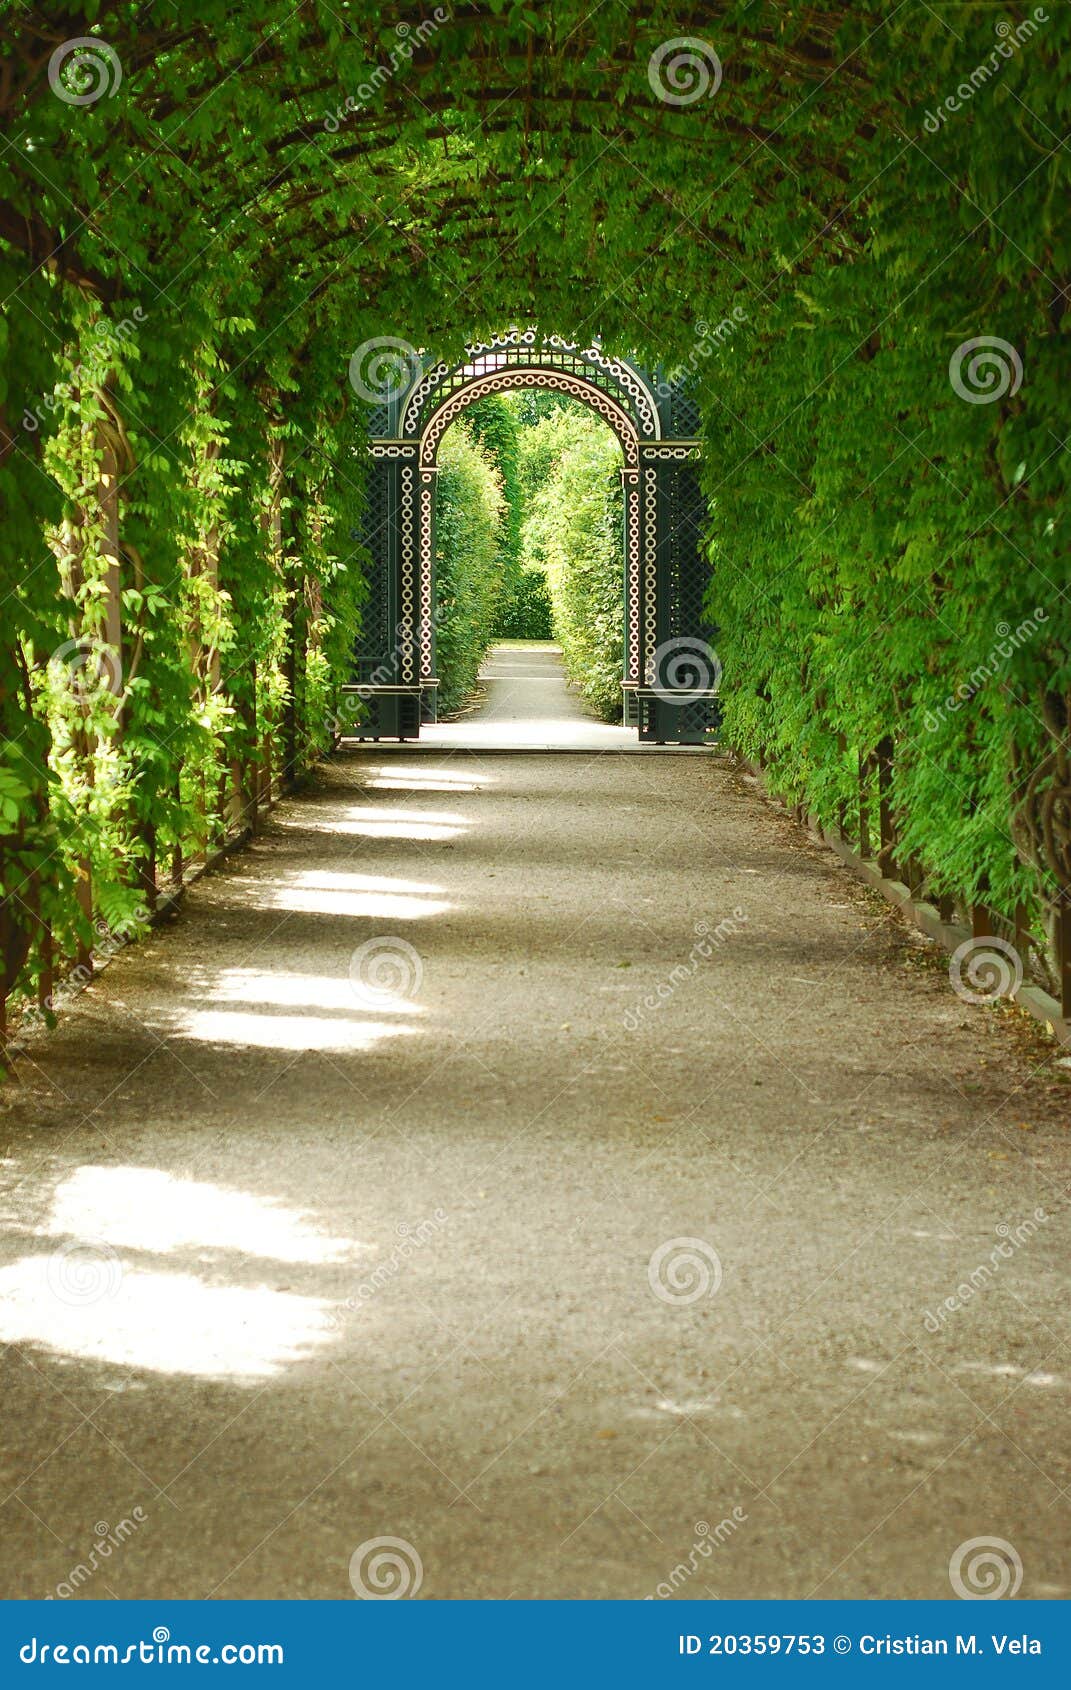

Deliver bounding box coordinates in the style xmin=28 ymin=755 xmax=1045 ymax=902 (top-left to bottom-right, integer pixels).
xmin=520 ymin=406 xmax=624 ymax=720
xmin=433 ymin=423 xmax=505 ymax=716
xmin=1 ymin=2 xmax=1069 ymax=1029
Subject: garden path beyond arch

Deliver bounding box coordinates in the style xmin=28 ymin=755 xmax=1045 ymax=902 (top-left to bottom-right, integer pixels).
xmin=347 ymin=330 xmax=718 ymax=743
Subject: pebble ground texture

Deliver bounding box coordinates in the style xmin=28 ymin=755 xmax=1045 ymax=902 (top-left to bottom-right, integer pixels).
xmin=1 ymin=648 xmax=1069 ymax=1601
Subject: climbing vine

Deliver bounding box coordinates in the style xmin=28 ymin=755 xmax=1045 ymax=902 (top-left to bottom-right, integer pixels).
xmin=0 ymin=1 xmax=1069 ymax=1032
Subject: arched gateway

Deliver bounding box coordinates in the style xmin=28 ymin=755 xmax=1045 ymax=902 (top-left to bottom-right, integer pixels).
xmin=346 ymin=330 xmax=719 ymax=744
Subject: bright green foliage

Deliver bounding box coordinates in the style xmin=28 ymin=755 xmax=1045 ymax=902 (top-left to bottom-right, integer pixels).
xmin=495 ymin=567 xmax=553 ymax=642
xmin=1 ymin=0 xmax=1070 ymax=1020
xmin=463 ymin=398 xmax=524 ymax=629
xmin=443 ymin=397 xmax=555 ymax=643
xmin=521 ymin=406 xmax=624 ymax=720
xmin=434 ymin=425 xmax=505 ymax=716
xmin=694 ymin=7 xmax=1070 ymax=932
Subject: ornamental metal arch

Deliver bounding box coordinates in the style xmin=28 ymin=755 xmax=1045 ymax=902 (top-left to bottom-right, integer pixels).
xmin=346 ymin=329 xmax=719 ymax=744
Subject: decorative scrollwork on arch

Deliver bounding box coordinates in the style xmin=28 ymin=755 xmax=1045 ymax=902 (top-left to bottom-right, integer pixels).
xmin=419 ymin=368 xmax=642 ymax=467
xmin=397 ymin=328 xmax=663 ymax=444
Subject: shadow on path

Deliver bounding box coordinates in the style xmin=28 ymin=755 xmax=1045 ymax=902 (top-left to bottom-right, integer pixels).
xmin=0 ymin=735 xmax=1068 ymax=1601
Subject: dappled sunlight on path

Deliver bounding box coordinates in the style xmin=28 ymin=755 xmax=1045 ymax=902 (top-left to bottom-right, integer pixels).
xmin=0 ymin=732 xmax=1068 ymax=1601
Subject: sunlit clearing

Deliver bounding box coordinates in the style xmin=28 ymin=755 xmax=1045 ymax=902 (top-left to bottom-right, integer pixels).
xmin=0 ymin=1259 xmax=335 ymax=1380
xmin=352 ymin=808 xmax=470 ymax=827
xmin=265 ymin=868 xmax=451 ymax=920
xmin=266 ymin=889 xmax=450 ymax=919
xmin=365 ymin=766 xmax=489 ymax=793
xmin=429 ymin=716 xmax=633 ymax=747
xmin=291 ymin=870 xmax=446 ymax=895
xmin=212 ymin=968 xmax=423 ymax=1017
xmin=45 ymin=1166 xmax=365 ymax=1264
xmin=181 ymin=1009 xmax=417 ymax=1050
xmin=278 ymin=808 xmax=468 ymax=841
xmin=335 ymin=821 xmax=460 ymax=841
xmin=955 ymin=1362 xmax=1065 ymax=1387
xmin=366 ymin=779 xmax=484 ymax=794
xmin=373 ymin=765 xmax=494 ymax=785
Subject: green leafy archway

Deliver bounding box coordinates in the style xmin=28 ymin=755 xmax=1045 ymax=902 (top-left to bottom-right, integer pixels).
xmin=1 ymin=3 xmax=1068 ymax=1030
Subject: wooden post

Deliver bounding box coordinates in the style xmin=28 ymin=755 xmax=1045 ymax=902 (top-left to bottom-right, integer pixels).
xmin=215 ymin=772 xmax=228 ymax=847
xmin=198 ymin=766 xmax=208 ymax=862
xmin=99 ymin=439 xmax=122 ymax=659
xmin=35 ymin=870 xmax=53 ymax=1015
xmin=171 ymin=772 xmax=184 ymax=887
xmin=138 ymin=819 xmax=157 ymax=912
xmin=1013 ymin=901 xmax=1030 ymax=965
xmin=75 ymin=865 xmax=94 ymax=971
xmin=284 ymin=572 xmax=305 ymax=784
xmin=876 ymin=735 xmax=895 ymax=879
xmin=246 ymin=659 xmax=260 ymax=834
xmin=38 ymin=930 xmax=52 ymax=1013
xmin=858 ymin=751 xmax=870 ymax=859
xmin=836 ymin=731 xmax=848 ymax=840
xmin=1057 ymin=898 xmax=1071 ymax=1021
xmin=265 ymin=431 xmax=291 ymax=785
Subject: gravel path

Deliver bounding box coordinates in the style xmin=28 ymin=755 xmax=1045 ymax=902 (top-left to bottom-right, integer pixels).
xmin=422 ymin=642 xmax=639 ymax=751
xmin=0 ymin=651 xmax=1068 ymax=1601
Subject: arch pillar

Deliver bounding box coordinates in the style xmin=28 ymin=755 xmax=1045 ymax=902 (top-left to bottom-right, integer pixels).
xmin=628 ymin=442 xmax=718 ymax=744
xmin=341 ymin=439 xmax=424 ymax=740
